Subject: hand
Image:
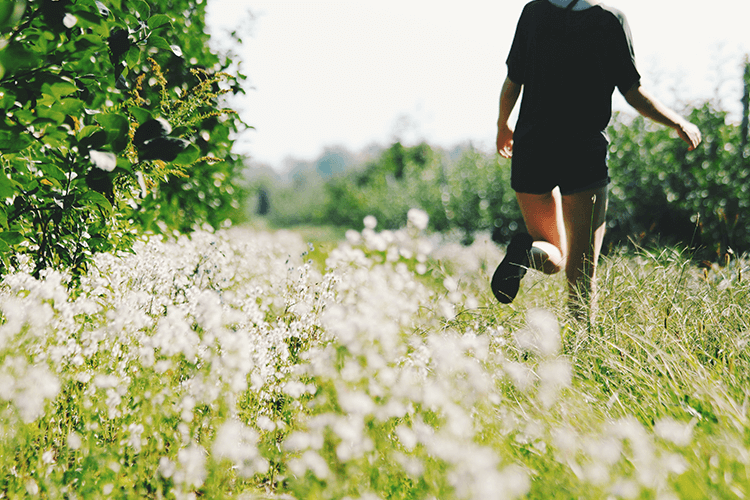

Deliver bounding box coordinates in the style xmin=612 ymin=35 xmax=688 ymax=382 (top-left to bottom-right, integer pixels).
xmin=676 ymin=120 xmax=702 ymax=151
xmin=496 ymin=122 xmax=514 ymax=158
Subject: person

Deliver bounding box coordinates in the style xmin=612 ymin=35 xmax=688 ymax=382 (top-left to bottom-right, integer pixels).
xmin=491 ymin=0 xmax=702 ymax=318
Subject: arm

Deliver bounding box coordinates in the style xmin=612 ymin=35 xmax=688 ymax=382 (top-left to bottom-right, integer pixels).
xmin=623 ymin=84 xmax=702 ymax=151
xmin=497 ymin=76 xmax=522 ymax=158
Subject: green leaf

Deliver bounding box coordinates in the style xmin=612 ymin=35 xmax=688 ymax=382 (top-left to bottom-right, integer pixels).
xmin=131 ymin=0 xmax=150 ymax=20
xmin=125 ymin=45 xmax=141 ymax=68
xmin=49 ymin=81 xmax=80 ymax=100
xmin=0 ymin=170 xmax=16 ymax=199
xmin=82 ymin=190 xmax=113 ymax=215
xmin=0 ymin=231 xmax=24 ymax=246
xmin=59 ymin=98 xmax=84 ymax=115
xmin=40 ymin=163 xmax=68 ymax=183
xmin=149 ymin=35 xmax=171 ymax=52
xmin=95 ymin=113 xmax=129 ymax=152
xmin=173 ymin=143 xmax=200 ymax=165
xmin=0 ymin=89 xmax=15 ymax=110
xmin=116 ymin=156 xmax=133 ymax=173
xmin=0 ymin=43 xmax=39 ymax=76
xmin=78 ymin=128 xmax=108 ymax=152
xmin=0 ymin=207 xmax=7 ymax=230
xmin=129 ymin=107 xmax=152 ymax=125
xmin=0 ymin=129 xmax=32 ymax=153
xmin=148 ymin=14 xmax=172 ymax=29
xmin=36 ymin=107 xmax=67 ymax=125
xmin=0 ymin=238 xmax=10 ymax=262
xmin=0 ymin=0 xmax=25 ymax=31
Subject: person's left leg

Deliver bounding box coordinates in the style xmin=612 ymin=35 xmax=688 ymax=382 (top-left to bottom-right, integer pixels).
xmin=491 ymin=189 xmax=566 ymax=304
xmin=516 ymin=189 xmax=566 ymax=274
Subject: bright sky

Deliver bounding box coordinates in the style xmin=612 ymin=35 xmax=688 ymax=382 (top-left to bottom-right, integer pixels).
xmin=206 ymin=0 xmax=750 ymax=169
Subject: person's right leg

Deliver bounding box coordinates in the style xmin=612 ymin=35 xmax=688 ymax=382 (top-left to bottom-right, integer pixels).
xmin=561 ymin=185 xmax=608 ymax=319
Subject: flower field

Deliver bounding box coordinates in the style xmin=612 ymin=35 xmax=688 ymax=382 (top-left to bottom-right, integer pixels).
xmin=1 ymin=211 xmax=750 ymax=499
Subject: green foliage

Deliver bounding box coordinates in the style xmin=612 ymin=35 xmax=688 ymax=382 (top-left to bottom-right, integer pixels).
xmin=321 ymin=142 xmax=449 ymax=232
xmin=607 ymin=103 xmax=750 ymax=259
xmin=262 ymin=82 xmax=749 ymax=262
xmin=264 ymin=142 xmax=523 ymax=245
xmin=441 ymin=146 xmax=521 ymax=245
xmin=0 ymin=0 xmax=245 ymax=277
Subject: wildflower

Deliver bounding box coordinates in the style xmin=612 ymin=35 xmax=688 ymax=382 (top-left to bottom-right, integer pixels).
xmin=363 ymin=215 xmax=377 ymax=230
xmin=504 ymin=362 xmax=534 ymax=392
xmin=407 ymin=208 xmax=429 ymax=231
xmin=514 ymin=308 xmax=560 ymax=357
xmin=158 ymin=457 xmax=175 ymax=479
xmin=537 ymin=359 xmax=572 ymax=407
xmin=68 ymin=432 xmax=83 ymax=450
xmin=345 ymin=229 xmax=361 ymax=245
xmin=395 ymin=425 xmax=418 ymax=451
xmin=213 ymin=419 xmax=267 ymax=477
xmin=288 ymin=450 xmax=330 ymax=480
xmin=175 ymin=443 xmax=207 ymax=489
xmin=654 ymin=418 xmax=693 ymax=447
xmin=126 ymin=423 xmax=145 ymax=453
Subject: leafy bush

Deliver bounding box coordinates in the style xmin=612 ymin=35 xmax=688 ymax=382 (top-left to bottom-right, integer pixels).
xmin=607 ymin=103 xmax=750 ymax=259
xmin=441 ymin=146 xmax=521 ymax=245
xmin=322 ymin=142 xmax=449 ymax=232
xmin=0 ymin=0 xmax=245 ymax=277
xmin=262 ymin=82 xmax=749 ymax=262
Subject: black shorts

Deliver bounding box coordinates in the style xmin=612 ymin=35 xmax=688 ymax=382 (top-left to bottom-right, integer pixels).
xmin=510 ymin=134 xmax=610 ymax=195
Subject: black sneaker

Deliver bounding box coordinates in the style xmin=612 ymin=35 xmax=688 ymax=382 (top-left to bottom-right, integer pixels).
xmin=491 ymin=233 xmax=533 ymax=304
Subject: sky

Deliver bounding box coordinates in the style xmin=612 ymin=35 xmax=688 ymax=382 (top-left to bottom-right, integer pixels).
xmin=205 ymin=0 xmax=750 ymax=169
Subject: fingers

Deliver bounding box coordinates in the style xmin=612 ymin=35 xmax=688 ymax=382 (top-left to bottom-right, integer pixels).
xmin=680 ymin=122 xmax=701 ymax=151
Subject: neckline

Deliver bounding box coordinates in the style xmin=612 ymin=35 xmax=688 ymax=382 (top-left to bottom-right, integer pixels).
xmin=546 ymin=0 xmax=598 ymax=11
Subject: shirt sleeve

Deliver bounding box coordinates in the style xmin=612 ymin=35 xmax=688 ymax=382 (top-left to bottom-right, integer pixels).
xmin=506 ymin=5 xmax=530 ymax=85
xmin=610 ymin=10 xmax=641 ymax=94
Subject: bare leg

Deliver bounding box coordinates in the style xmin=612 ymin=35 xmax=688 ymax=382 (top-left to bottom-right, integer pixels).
xmin=561 ymin=186 xmax=608 ymax=320
xmin=516 ymin=188 xmax=566 ymax=275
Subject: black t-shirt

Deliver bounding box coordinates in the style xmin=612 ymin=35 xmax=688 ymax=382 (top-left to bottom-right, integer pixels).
xmin=506 ymin=0 xmax=641 ymax=141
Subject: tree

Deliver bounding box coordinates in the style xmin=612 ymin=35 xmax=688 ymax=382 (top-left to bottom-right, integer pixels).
xmin=0 ymin=0 xmax=245 ymax=277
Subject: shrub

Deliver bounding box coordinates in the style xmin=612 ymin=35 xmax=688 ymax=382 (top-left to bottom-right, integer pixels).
xmin=0 ymin=0 xmax=245 ymax=277
xmin=607 ymin=103 xmax=750 ymax=259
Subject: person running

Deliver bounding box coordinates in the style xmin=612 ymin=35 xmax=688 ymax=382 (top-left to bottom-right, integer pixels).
xmin=491 ymin=0 xmax=702 ymax=318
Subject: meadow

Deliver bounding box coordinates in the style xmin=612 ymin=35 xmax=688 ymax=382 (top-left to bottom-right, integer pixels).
xmin=1 ymin=209 xmax=749 ymax=500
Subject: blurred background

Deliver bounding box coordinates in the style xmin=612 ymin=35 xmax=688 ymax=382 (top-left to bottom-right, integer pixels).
xmin=205 ymin=0 xmax=750 ymax=261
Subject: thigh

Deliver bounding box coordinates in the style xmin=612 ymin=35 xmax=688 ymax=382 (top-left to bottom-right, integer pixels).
xmin=561 ymin=185 xmax=608 ymax=255
xmin=516 ymin=189 xmax=565 ymax=250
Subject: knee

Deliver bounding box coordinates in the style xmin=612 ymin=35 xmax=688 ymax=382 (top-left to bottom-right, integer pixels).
xmin=529 ymin=245 xmax=565 ymax=274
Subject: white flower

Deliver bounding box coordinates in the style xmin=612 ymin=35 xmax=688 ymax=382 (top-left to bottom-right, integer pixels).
xmin=407 ymin=208 xmax=429 ymax=230
xmin=514 ymin=308 xmax=560 ymax=357
xmin=257 ymin=415 xmax=276 ymax=432
xmin=158 ymin=457 xmax=175 ymax=478
xmin=68 ymin=432 xmax=82 ymax=450
xmin=363 ymin=215 xmax=377 ymax=229
xmin=175 ymin=443 xmax=207 ymax=489
xmin=345 ymin=229 xmax=361 ymax=245
xmin=395 ymin=425 xmax=418 ymax=451
xmin=654 ymin=418 xmax=693 ymax=447
xmin=504 ymin=361 xmax=534 ymax=392
xmin=213 ymin=419 xmax=267 ymax=478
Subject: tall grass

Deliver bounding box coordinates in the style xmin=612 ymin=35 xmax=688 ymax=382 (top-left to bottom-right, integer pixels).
xmin=0 ymin=214 xmax=748 ymax=499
